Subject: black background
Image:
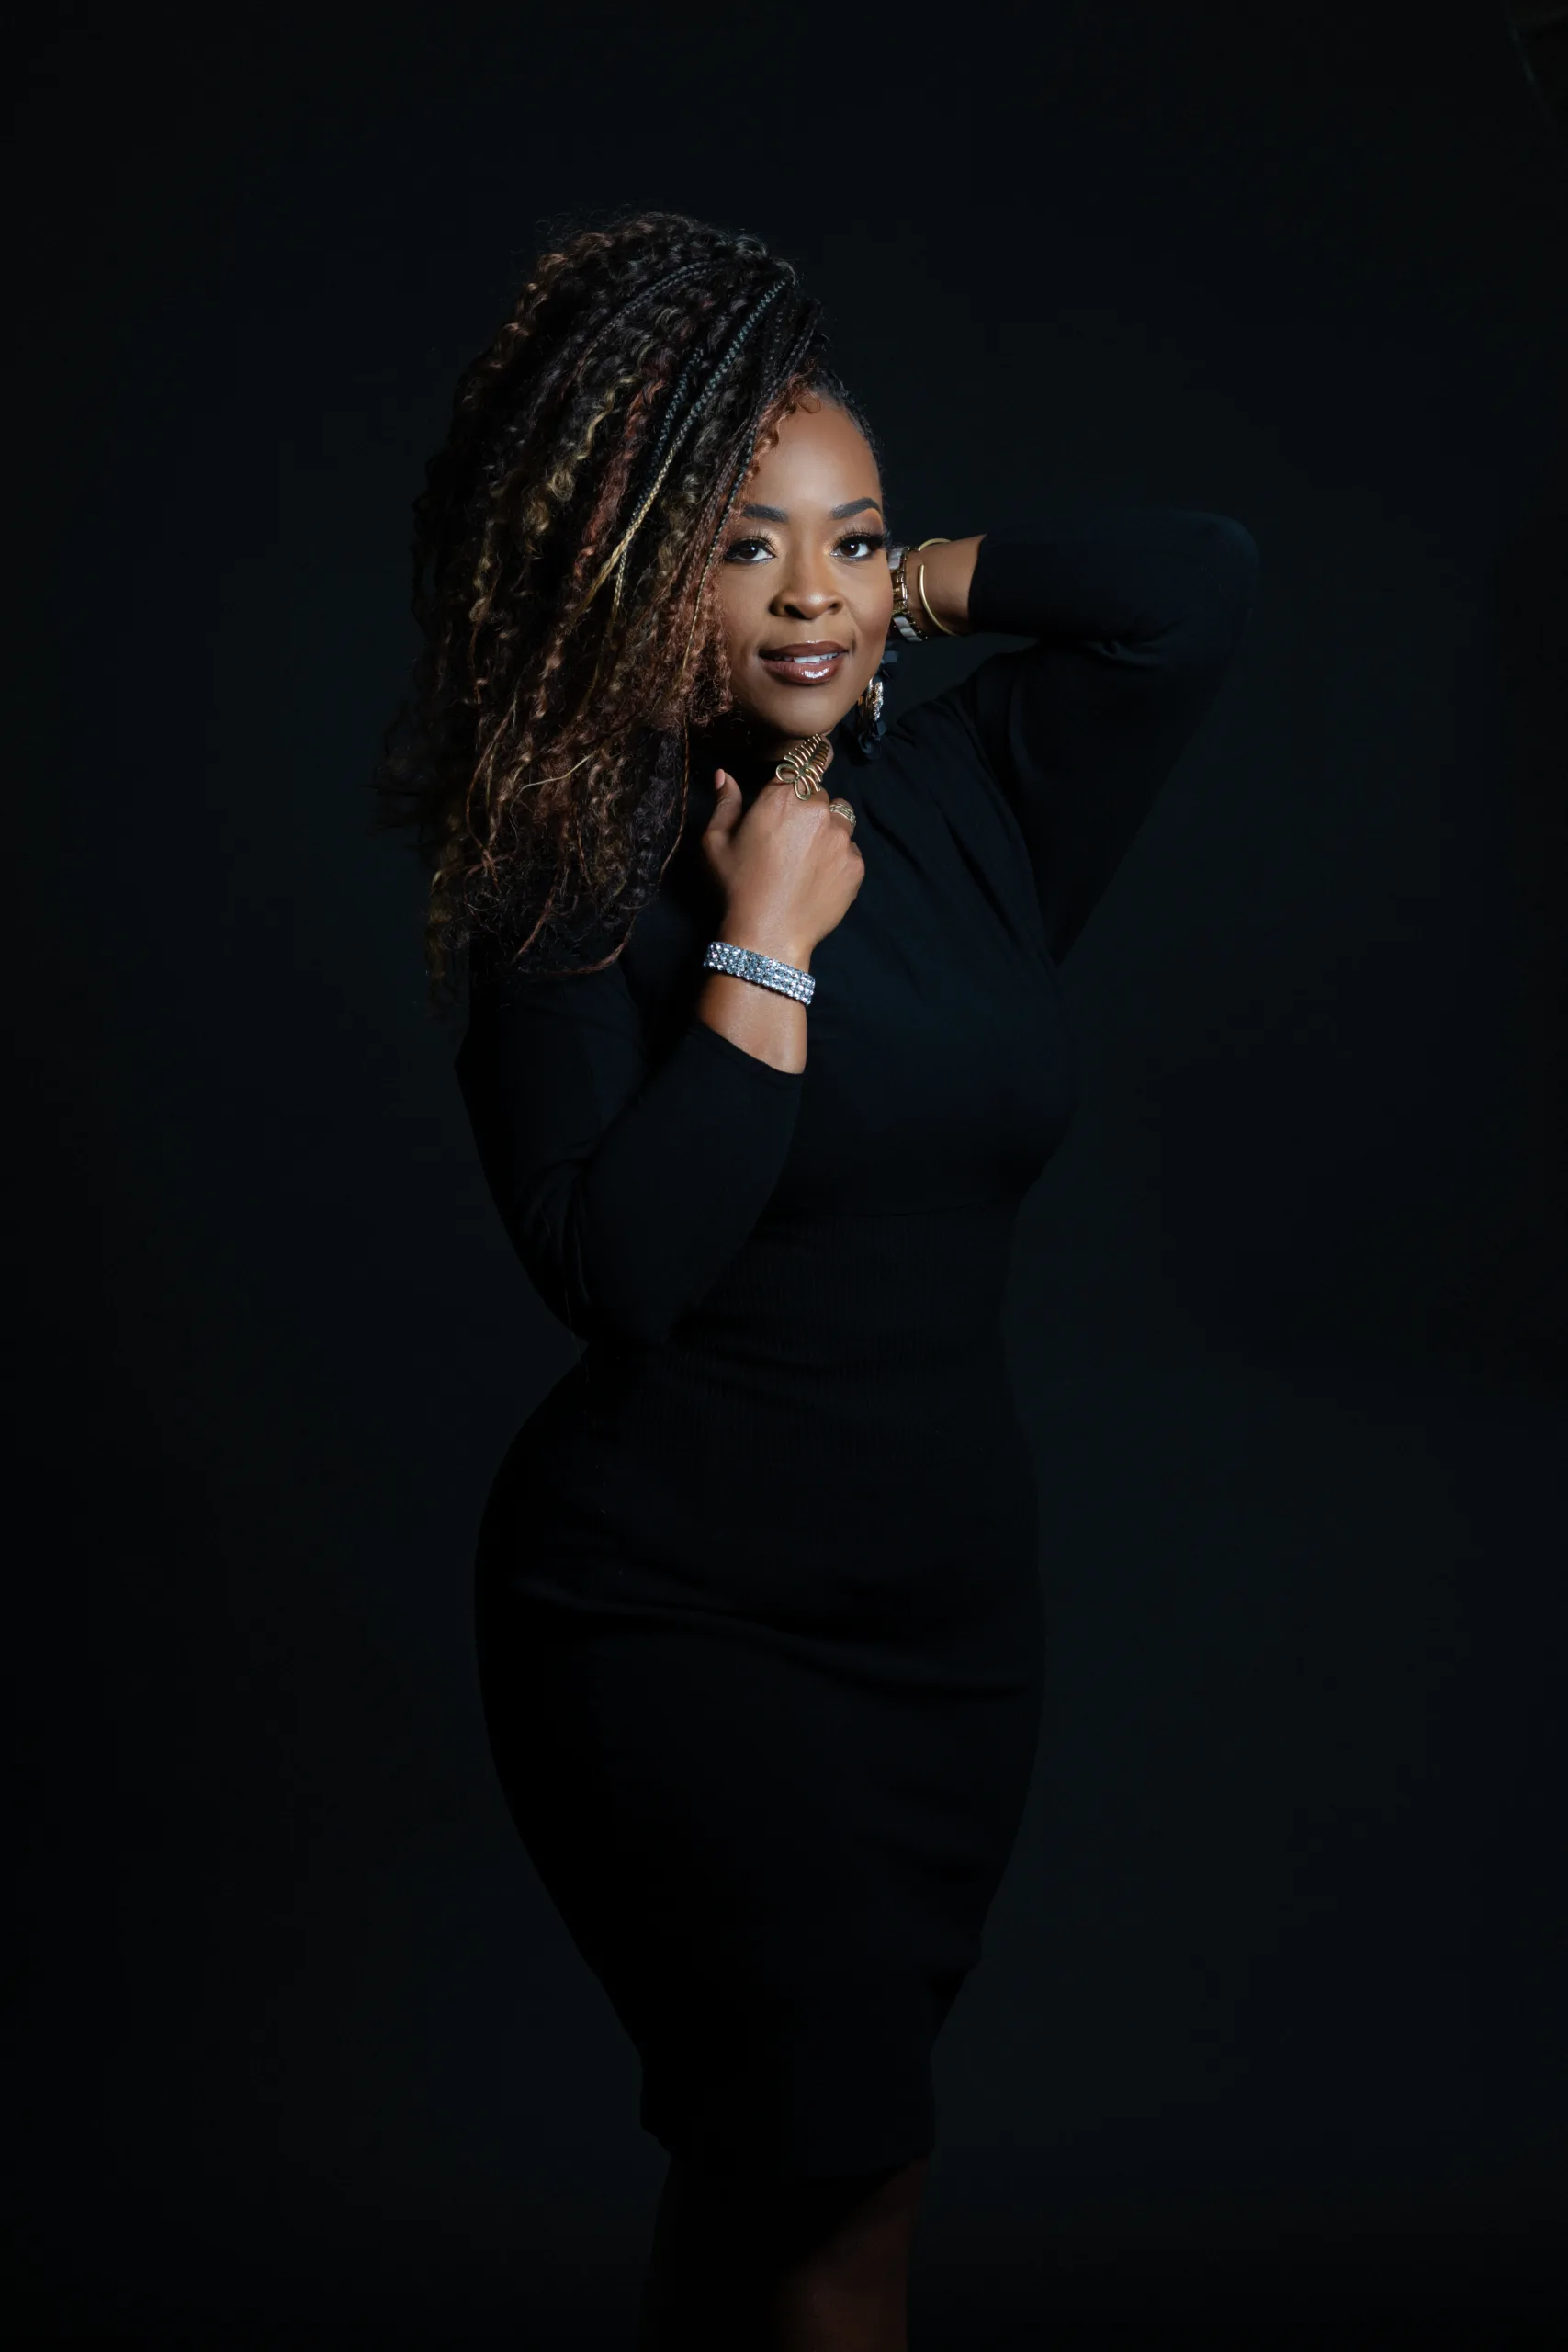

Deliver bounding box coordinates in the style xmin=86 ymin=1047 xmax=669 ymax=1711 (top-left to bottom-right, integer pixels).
xmin=9 ymin=2 xmax=1567 ymax=2344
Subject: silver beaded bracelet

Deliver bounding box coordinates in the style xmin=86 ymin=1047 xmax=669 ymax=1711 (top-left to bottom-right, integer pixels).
xmin=701 ymin=939 xmax=815 ymax=1007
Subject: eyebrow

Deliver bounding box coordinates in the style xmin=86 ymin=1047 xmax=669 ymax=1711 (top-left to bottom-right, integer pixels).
xmin=739 ymin=497 xmax=885 ymax=523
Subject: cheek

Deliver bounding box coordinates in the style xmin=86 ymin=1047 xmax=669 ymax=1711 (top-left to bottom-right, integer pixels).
xmin=860 ymin=561 xmax=895 ymax=627
xmin=858 ymin=578 xmax=896 ymax=668
xmin=714 ymin=566 xmax=762 ymax=655
xmin=711 ymin=571 xmax=769 ymax=710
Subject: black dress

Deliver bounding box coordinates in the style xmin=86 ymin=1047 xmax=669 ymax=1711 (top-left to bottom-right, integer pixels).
xmin=457 ymin=512 xmax=1259 ymax=2182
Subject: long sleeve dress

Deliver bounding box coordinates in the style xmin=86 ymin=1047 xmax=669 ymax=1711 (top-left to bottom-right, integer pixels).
xmin=457 ymin=511 xmax=1260 ymax=2183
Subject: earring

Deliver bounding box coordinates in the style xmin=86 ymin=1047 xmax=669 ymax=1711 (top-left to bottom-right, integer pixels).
xmin=850 ymin=641 xmax=898 ymax=758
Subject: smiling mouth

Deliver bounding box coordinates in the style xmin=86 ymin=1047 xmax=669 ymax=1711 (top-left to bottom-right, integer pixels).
xmin=757 ymin=642 xmax=849 ymax=688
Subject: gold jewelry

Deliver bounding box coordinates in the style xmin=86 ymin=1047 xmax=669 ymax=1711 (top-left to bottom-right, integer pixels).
xmin=887 ymin=546 xmax=925 ymax=642
xmin=913 ymin=537 xmax=959 ymax=638
xmin=775 ymin=731 xmax=832 ymax=799
xmin=888 ymin=537 xmax=953 ymax=641
xmin=827 ymin=797 xmax=856 ymax=833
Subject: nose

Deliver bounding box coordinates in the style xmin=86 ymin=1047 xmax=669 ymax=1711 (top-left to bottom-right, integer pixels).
xmin=772 ymin=543 xmax=842 ymax=622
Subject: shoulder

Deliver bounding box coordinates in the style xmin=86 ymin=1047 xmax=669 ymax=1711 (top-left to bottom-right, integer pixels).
xmin=848 ymin=651 xmax=985 ymax=760
xmin=863 ymin=656 xmax=1023 ymax=790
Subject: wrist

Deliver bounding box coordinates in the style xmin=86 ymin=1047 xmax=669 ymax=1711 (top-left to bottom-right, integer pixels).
xmin=887 ymin=541 xmax=931 ymax=643
xmin=715 ymin=911 xmax=813 ymax=971
xmin=912 ymin=537 xmax=968 ymax=638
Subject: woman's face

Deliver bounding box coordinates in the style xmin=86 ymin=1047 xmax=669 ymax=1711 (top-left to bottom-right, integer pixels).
xmin=714 ymin=392 xmax=893 ymax=742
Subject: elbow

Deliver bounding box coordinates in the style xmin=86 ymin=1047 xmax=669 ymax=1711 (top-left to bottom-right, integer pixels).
xmin=568 ymin=1276 xmax=682 ymax=1351
xmin=1204 ymin=514 xmax=1262 ymax=624
xmin=524 ymin=1201 xmax=683 ymax=1351
xmin=1122 ymin=514 xmax=1261 ymax=672
xmin=1163 ymin=515 xmax=1260 ymax=671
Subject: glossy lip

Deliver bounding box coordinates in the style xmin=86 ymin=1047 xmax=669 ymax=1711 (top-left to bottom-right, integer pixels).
xmin=757 ymin=639 xmax=851 ymax=688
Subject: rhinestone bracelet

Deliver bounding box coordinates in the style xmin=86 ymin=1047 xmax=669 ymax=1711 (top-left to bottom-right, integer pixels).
xmin=701 ymin=939 xmax=815 ymax=1007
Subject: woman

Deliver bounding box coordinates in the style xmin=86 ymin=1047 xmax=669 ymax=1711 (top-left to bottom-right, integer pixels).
xmin=378 ymin=211 xmax=1258 ymax=2350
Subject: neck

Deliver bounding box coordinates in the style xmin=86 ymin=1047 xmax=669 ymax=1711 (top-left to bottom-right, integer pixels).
xmin=695 ymin=714 xmax=832 ymax=802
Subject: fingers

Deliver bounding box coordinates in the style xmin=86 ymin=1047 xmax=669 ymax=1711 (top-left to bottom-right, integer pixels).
xmin=705 ymin=768 xmax=742 ymax=838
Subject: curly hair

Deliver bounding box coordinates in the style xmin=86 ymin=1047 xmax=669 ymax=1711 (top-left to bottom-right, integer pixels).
xmin=372 ymin=210 xmax=877 ymax=1012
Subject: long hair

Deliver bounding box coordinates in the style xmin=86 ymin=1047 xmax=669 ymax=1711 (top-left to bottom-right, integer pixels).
xmin=372 ymin=211 xmax=867 ymax=1012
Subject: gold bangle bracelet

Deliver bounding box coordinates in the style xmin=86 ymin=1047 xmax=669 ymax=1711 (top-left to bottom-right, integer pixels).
xmin=915 ymin=546 xmax=960 ymax=639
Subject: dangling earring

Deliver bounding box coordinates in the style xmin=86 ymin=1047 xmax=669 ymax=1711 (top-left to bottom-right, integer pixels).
xmin=851 ymin=641 xmax=898 ymax=758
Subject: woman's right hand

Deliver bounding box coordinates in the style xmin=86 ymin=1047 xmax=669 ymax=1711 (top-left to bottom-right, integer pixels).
xmin=699 ymin=748 xmax=864 ymax=969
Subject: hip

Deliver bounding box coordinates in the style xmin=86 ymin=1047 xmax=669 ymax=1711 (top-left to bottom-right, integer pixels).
xmin=477 ymin=1345 xmax=1039 ymax=1634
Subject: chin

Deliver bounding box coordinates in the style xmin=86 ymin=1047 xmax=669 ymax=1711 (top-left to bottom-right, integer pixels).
xmin=739 ymin=686 xmax=864 ymax=740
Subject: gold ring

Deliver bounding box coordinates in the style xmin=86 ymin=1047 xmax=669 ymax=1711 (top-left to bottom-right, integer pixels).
xmin=776 ymin=732 xmax=832 ymax=799
xmin=827 ymin=797 xmax=856 ymax=832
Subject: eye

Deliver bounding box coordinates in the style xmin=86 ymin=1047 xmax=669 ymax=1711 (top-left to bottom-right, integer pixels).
xmin=836 ymin=530 xmax=889 ymax=561
xmin=723 ymin=536 xmax=775 ymax=564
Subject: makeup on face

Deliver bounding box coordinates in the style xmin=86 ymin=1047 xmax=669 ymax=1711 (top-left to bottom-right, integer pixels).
xmin=735 ymin=516 xmax=886 ymax=702
xmin=713 ymin=397 xmax=895 ymax=733
xmin=756 ymin=639 xmax=852 ymax=688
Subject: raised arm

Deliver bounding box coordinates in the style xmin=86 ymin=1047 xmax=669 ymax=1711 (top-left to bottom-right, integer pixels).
xmin=910 ymin=513 xmax=1261 ymax=962
xmin=456 ymin=954 xmax=805 ymax=1351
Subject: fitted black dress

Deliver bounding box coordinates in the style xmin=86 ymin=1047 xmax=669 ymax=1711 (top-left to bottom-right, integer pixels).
xmin=457 ymin=512 xmax=1259 ymax=2182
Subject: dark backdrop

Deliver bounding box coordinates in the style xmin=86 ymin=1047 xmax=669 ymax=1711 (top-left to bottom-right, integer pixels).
xmin=8 ymin=3 xmax=1567 ymax=2344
